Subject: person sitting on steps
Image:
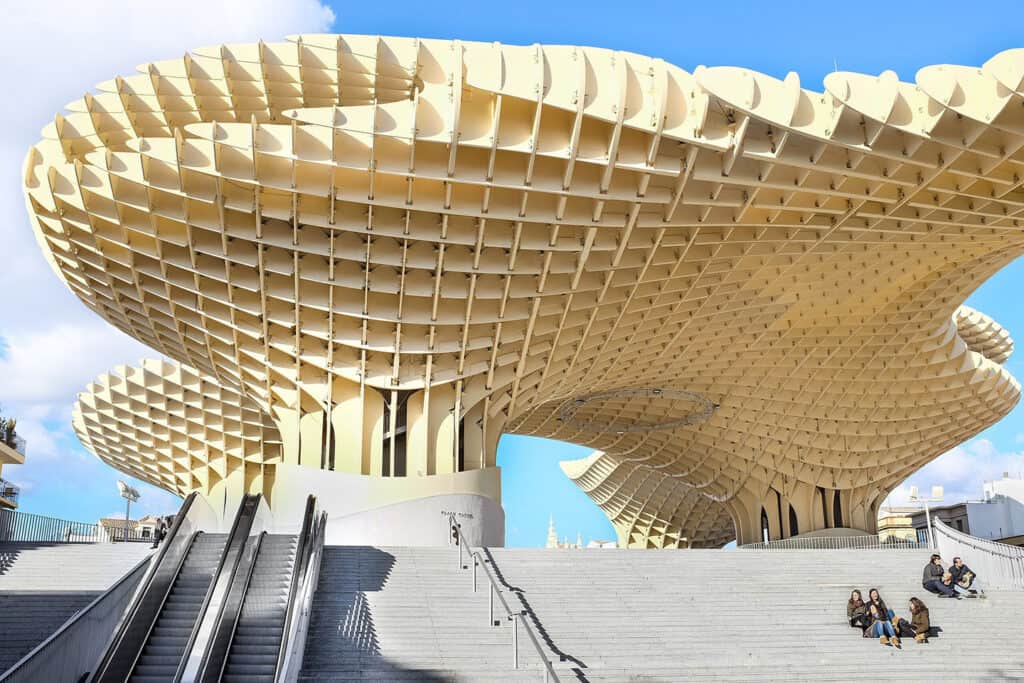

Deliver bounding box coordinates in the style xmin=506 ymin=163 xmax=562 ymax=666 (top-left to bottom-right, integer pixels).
xmin=910 ymin=597 xmax=931 ymax=643
xmin=868 ymin=603 xmax=900 ymax=647
xmin=847 ymin=590 xmax=870 ymax=637
xmin=922 ymin=553 xmax=960 ymax=598
xmin=949 ymin=556 xmax=984 ymax=598
xmin=867 ymin=588 xmax=900 ymax=648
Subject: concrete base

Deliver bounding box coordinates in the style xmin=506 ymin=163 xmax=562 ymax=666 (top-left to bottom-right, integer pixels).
xmin=268 ymin=464 xmax=505 ymax=547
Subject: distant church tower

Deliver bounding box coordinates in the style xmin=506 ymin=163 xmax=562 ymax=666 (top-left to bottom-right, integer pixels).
xmin=546 ymin=515 xmax=559 ymax=549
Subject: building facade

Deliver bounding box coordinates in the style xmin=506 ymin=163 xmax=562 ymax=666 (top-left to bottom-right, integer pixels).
xmin=0 ymin=417 xmax=26 ymax=510
xmin=25 ymin=35 xmax=1024 ymax=545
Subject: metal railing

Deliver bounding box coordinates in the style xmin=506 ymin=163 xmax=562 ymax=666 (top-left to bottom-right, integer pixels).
xmin=934 ymin=518 xmax=1024 ymax=590
xmin=91 ymin=492 xmax=202 ymax=682
xmin=0 ymin=507 xmax=148 ymax=543
xmin=739 ymin=533 xmax=929 ymax=551
xmin=0 ymin=478 xmax=19 ymax=505
xmin=448 ymin=514 xmax=559 ymax=682
xmin=279 ymin=503 xmax=327 ymax=683
xmin=0 ymin=554 xmax=151 ymax=682
xmin=0 ymin=428 xmax=26 ymax=456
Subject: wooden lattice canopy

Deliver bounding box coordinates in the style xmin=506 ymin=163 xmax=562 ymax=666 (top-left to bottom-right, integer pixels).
xmin=36 ymin=35 xmax=1024 ymax=545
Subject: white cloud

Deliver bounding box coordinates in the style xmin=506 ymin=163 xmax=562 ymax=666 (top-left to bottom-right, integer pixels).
xmin=1 ymin=1 xmax=336 ymax=334
xmin=0 ymin=1 xmax=333 ymax=520
xmin=0 ymin=323 xmax=153 ymax=406
xmin=885 ymin=439 xmax=1024 ymax=507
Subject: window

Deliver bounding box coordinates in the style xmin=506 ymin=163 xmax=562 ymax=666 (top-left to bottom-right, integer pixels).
xmin=917 ymin=528 xmax=929 ymax=544
xmin=788 ymin=504 xmax=799 ymax=537
xmin=833 ymin=491 xmax=844 ymax=528
xmin=761 ymin=508 xmax=769 ymax=543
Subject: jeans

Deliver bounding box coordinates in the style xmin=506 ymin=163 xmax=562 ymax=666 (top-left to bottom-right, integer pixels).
xmin=954 ymin=578 xmax=983 ymax=596
xmin=924 ymin=579 xmax=956 ymax=597
xmin=872 ymin=620 xmax=896 ymax=638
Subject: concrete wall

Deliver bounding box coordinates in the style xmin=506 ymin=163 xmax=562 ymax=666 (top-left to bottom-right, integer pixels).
xmin=269 ymin=463 xmax=504 ymax=546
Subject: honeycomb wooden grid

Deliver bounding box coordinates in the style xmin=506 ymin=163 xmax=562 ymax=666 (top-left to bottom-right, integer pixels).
xmin=35 ymin=36 xmax=1024 ymax=544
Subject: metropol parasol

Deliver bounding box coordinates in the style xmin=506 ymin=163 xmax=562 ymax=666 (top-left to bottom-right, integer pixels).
xmin=24 ymin=34 xmax=1023 ymax=546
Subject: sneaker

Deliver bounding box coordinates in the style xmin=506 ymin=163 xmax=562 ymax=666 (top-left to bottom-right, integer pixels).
xmin=892 ymin=637 xmax=902 ymax=649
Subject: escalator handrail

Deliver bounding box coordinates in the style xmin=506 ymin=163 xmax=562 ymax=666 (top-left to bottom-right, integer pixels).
xmin=173 ymin=493 xmax=261 ymax=682
xmin=274 ymin=495 xmax=319 ymax=681
xmin=277 ymin=510 xmax=326 ymax=682
xmin=201 ymin=530 xmax=266 ymax=683
xmin=89 ymin=492 xmax=199 ymax=682
xmin=277 ymin=511 xmax=325 ymax=683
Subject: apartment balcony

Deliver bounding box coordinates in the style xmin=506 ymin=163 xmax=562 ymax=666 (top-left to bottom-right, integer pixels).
xmin=0 ymin=477 xmax=19 ymax=509
xmin=0 ymin=428 xmax=26 ymax=466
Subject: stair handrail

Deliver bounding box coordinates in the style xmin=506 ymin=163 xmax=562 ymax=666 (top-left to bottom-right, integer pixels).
xmin=278 ymin=511 xmax=326 ymax=683
xmin=275 ymin=495 xmax=321 ymax=682
xmin=89 ymin=492 xmax=200 ymax=682
xmin=933 ymin=517 xmax=1024 ymax=590
xmin=0 ymin=553 xmax=151 ymax=682
xmin=447 ymin=514 xmax=559 ymax=682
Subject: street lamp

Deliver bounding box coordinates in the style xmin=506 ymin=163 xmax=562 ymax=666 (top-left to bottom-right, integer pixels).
xmin=117 ymin=480 xmax=140 ymax=542
xmin=909 ymin=485 xmax=944 ymax=549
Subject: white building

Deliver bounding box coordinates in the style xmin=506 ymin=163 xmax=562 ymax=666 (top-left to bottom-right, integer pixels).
xmin=971 ymin=475 xmax=1024 ymax=545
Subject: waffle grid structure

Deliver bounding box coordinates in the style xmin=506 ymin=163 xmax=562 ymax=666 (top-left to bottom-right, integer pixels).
xmin=26 ymin=35 xmax=1024 ymax=544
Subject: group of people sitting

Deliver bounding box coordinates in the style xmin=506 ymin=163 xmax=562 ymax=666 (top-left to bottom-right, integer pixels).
xmin=922 ymin=554 xmax=983 ymax=599
xmin=847 ymin=588 xmax=929 ymax=648
xmin=845 ymin=554 xmax=983 ymax=648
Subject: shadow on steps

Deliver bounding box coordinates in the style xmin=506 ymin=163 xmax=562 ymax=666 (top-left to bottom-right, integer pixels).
xmin=302 ymin=547 xmax=453 ymax=681
xmin=482 ymin=547 xmax=590 ymax=681
xmin=0 ymin=590 xmax=98 ymax=672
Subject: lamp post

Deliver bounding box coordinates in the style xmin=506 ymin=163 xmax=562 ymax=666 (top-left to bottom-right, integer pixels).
xmin=909 ymin=485 xmax=944 ymax=550
xmin=116 ymin=481 xmax=140 ymax=542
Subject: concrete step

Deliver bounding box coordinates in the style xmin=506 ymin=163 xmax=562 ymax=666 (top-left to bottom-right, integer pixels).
xmin=0 ymin=541 xmax=154 ymax=672
xmin=296 ymin=545 xmax=1024 ymax=681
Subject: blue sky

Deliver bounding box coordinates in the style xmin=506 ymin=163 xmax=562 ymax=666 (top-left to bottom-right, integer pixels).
xmin=2 ymin=0 xmax=1023 ymax=546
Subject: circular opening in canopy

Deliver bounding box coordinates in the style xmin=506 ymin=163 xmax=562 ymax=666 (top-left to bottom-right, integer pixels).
xmin=558 ymin=388 xmax=717 ymax=434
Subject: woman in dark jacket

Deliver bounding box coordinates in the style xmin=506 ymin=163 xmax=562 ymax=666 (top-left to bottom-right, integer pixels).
xmin=868 ymin=603 xmax=899 ymax=647
xmin=847 ymin=590 xmax=870 ymax=636
xmin=867 ymin=588 xmax=900 ymax=647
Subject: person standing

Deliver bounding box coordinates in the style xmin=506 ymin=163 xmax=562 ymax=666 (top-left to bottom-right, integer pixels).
xmin=151 ymin=517 xmax=168 ymax=549
xmin=922 ymin=554 xmax=959 ymax=598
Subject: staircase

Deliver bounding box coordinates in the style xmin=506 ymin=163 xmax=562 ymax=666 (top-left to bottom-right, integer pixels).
xmin=0 ymin=541 xmax=153 ymax=672
xmin=130 ymin=533 xmax=227 ymax=681
xmin=221 ymin=534 xmax=299 ymax=682
xmin=489 ymin=547 xmax=1024 ymax=681
xmin=296 ymin=546 xmax=1024 ymax=681
xmin=299 ymin=546 xmax=540 ymax=681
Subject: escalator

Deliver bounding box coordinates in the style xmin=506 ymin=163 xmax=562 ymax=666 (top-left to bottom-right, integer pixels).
xmin=131 ymin=533 xmax=227 ymax=680
xmin=197 ymin=496 xmax=323 ymax=682
xmin=89 ymin=493 xmax=324 ymax=682
xmin=89 ymin=494 xmax=262 ymax=682
xmin=220 ymin=535 xmax=298 ymax=681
